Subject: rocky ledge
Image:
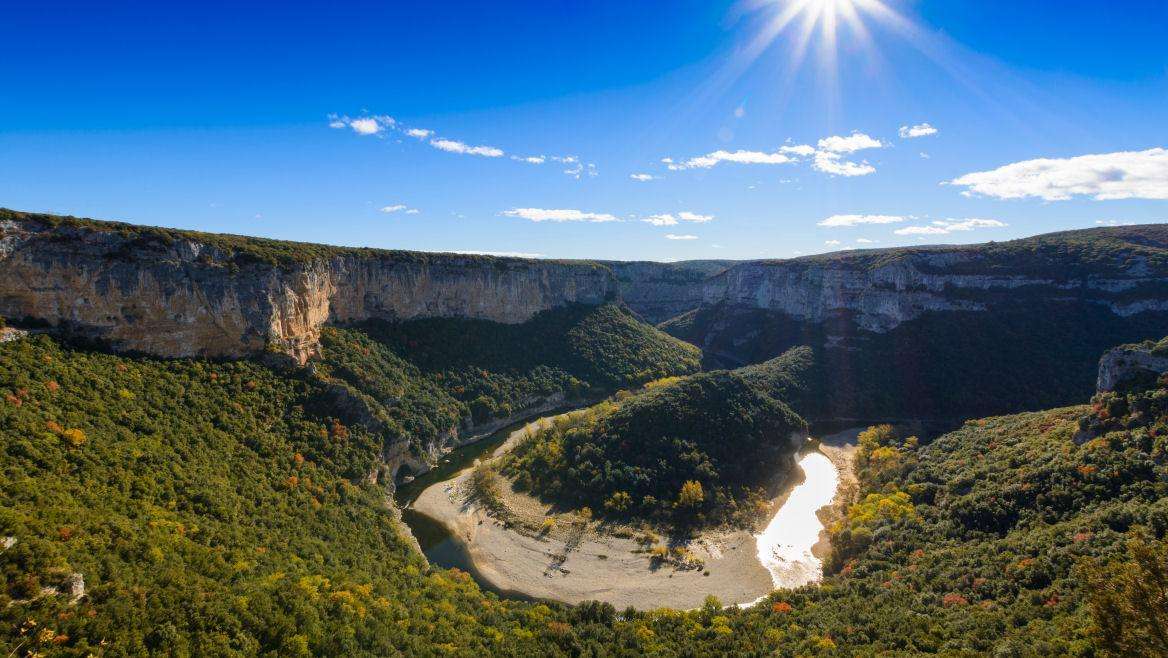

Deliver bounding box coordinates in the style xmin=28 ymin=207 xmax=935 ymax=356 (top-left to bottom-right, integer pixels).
xmin=0 ymin=211 xmax=616 ymax=363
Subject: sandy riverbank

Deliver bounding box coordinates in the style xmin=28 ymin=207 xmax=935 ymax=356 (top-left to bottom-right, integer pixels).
xmin=409 ymin=415 xmax=863 ymax=610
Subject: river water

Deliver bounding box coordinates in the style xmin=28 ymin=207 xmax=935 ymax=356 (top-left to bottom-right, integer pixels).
xmin=754 ymin=451 xmax=840 ymax=589
xmin=397 ymin=411 xmax=846 ymax=606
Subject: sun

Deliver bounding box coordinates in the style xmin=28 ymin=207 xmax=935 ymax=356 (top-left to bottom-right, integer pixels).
xmin=728 ymin=0 xmax=908 ymax=87
xmin=764 ymin=0 xmax=890 ymax=55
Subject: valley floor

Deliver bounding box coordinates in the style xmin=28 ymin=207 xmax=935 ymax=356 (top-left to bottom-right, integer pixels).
xmin=408 ymin=414 xmax=861 ymax=609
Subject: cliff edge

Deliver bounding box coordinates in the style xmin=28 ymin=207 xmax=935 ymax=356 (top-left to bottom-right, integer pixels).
xmin=0 ymin=210 xmax=617 ymax=363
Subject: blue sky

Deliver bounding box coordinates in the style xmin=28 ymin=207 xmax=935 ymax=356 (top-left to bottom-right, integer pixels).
xmin=2 ymin=0 xmax=1166 ymax=260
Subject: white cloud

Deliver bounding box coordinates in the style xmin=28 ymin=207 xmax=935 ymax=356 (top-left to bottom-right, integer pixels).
xmin=856 ymin=238 xmax=878 ymax=244
xmin=813 ymin=152 xmax=877 ymax=177
xmin=501 ymin=208 xmax=619 ymax=223
xmin=665 ymin=234 xmax=698 ymax=240
xmin=818 ymin=214 xmax=905 ymax=227
xmin=452 ymin=250 xmax=546 ymax=259
xmin=894 ymin=218 xmax=1007 ymax=236
xmin=817 ymin=132 xmax=884 ymax=154
xmin=825 ymin=239 xmax=842 ymax=246
xmin=329 ymin=114 xmax=394 ymax=136
xmin=667 ymin=149 xmax=794 ymax=170
xmin=948 ymin=148 xmax=1168 ymax=201
xmin=899 ymin=123 xmax=938 ymax=139
xmin=630 ymin=173 xmax=656 ymax=181
xmin=562 ymin=161 xmax=598 ymax=179
xmin=332 ymin=112 xmax=593 ymax=177
xmin=380 ymin=204 xmax=420 ymax=215
xmin=429 ymin=138 xmax=504 ymax=158
xmin=1096 ymin=219 xmax=1136 ymax=226
xmin=780 ymin=144 xmax=817 ymax=157
xmin=641 ymin=211 xmax=713 ymax=227
xmin=643 ymin=214 xmax=678 ymax=226
xmin=894 ymin=225 xmax=949 ymax=236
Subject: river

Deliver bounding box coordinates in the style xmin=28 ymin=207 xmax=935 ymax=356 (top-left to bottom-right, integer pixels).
xmin=755 ymin=451 xmax=840 ymax=589
xmin=398 ymin=410 xmax=850 ymax=609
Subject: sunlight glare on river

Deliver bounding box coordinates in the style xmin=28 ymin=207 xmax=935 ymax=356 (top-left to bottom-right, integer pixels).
xmin=755 ymin=451 xmax=840 ymax=588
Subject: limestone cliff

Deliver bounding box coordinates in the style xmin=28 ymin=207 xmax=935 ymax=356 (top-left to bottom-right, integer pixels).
xmin=1096 ymin=338 xmax=1168 ymax=392
xmin=701 ymin=226 xmax=1168 ymax=334
xmin=0 ymin=210 xmax=616 ymax=363
xmin=664 ymin=226 xmax=1168 ymax=421
xmin=605 ymin=260 xmax=731 ymax=324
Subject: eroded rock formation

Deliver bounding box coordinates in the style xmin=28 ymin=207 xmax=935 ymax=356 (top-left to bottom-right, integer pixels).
xmin=0 ymin=212 xmax=616 ymax=363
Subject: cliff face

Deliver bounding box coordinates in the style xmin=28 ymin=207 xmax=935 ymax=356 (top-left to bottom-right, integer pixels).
xmin=702 ymin=237 xmax=1168 ymax=334
xmin=0 ymin=213 xmax=616 ymax=363
xmin=606 ymin=260 xmax=732 ymax=324
xmin=1096 ymin=338 xmax=1168 ymax=392
xmin=664 ymin=226 xmax=1168 ymax=421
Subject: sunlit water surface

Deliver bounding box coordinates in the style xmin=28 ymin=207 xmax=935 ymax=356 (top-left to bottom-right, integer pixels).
xmin=755 ymin=452 xmax=840 ymax=589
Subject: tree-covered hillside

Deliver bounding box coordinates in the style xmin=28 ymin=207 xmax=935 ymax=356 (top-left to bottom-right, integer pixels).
xmin=501 ymin=348 xmax=813 ymax=528
xmin=4 ymin=327 xmax=1168 ymax=655
xmin=666 ymin=299 xmax=1168 ymax=422
xmin=0 ymin=335 xmax=558 ymax=656
xmin=315 ymin=303 xmax=701 ymax=476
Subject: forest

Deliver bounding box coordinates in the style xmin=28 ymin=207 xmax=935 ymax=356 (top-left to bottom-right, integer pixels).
xmin=500 ymin=348 xmax=814 ymax=529
xmin=3 ymin=320 xmax=1167 ymax=655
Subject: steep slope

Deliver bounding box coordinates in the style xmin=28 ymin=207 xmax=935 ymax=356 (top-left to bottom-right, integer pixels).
xmin=604 ymin=260 xmax=733 ymax=323
xmin=501 ymin=348 xmax=812 ymax=528
xmin=666 ymin=224 xmax=1168 ymax=421
xmin=0 ymin=210 xmax=616 ymax=364
xmin=4 ymin=312 xmax=1168 ymax=655
xmin=314 ymin=303 xmax=701 ymax=480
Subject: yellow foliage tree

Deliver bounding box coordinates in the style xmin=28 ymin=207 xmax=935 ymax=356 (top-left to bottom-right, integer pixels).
xmin=677 ymin=480 xmax=705 ymax=508
xmin=62 ymin=428 xmax=87 ymax=447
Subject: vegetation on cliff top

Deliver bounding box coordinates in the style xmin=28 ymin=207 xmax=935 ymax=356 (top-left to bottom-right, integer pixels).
xmin=765 ymin=222 xmax=1168 ymax=277
xmin=1 ymin=208 xmax=614 ymax=271
xmin=500 ymin=348 xmax=812 ymax=529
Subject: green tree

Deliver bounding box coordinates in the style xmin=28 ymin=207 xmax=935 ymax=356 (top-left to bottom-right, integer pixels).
xmin=1085 ymin=532 xmax=1168 ymax=657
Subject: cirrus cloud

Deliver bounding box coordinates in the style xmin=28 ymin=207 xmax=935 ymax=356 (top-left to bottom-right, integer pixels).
xmin=501 ymin=208 xmax=619 ymax=223
xmin=665 ymin=234 xmax=698 ymax=240
xmin=380 ymin=204 xmax=420 ymax=215
xmin=818 ymin=214 xmax=906 ymax=227
xmin=641 ymin=211 xmax=715 ymax=227
xmin=665 ymin=149 xmax=794 ymax=170
xmin=948 ymin=148 xmax=1168 ymax=201
xmin=430 ymin=138 xmax=504 ymax=158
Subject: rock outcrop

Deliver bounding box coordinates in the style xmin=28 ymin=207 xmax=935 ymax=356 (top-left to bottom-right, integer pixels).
xmin=1097 ymin=339 xmax=1168 ymax=392
xmin=0 ymin=211 xmax=616 ymax=363
xmin=606 ymin=260 xmax=731 ymax=323
xmin=701 ymin=229 xmax=1168 ymax=334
